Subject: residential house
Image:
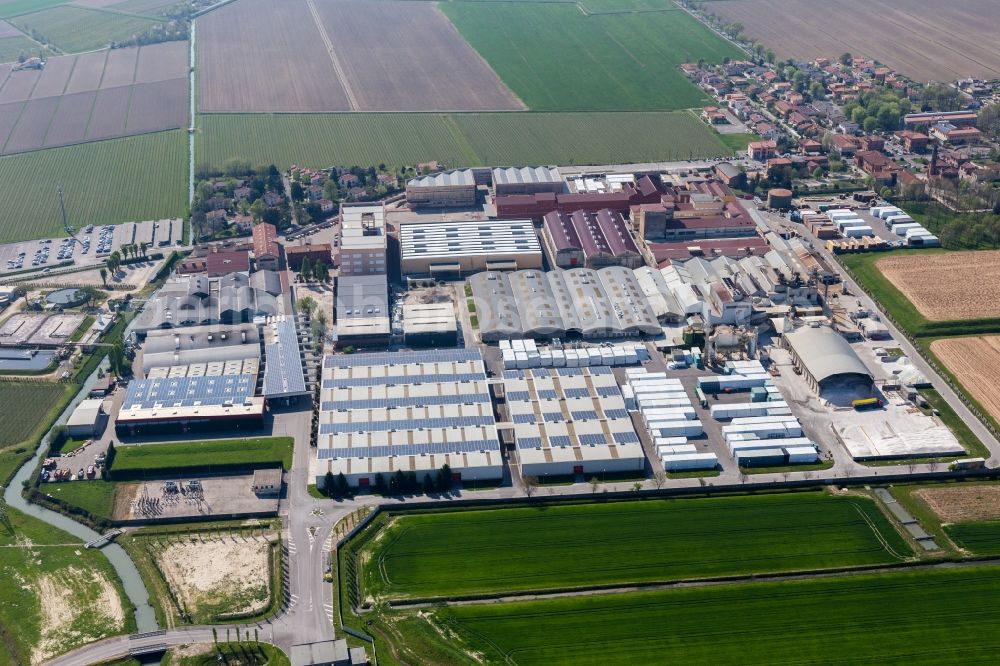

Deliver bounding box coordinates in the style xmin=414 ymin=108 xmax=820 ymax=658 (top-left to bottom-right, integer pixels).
xmin=895 ymin=130 xmax=929 ymax=153
xmin=830 ymin=134 xmax=858 ymax=157
xmin=747 ymin=140 xmax=778 ymax=161
xmin=263 ymin=191 xmax=283 ymax=207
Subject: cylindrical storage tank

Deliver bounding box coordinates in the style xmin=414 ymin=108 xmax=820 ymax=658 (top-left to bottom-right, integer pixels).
xmin=767 ymin=188 xmax=793 ymax=209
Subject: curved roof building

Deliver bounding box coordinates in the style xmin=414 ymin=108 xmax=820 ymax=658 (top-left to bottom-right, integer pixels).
xmin=784 ymin=324 xmax=873 ymax=393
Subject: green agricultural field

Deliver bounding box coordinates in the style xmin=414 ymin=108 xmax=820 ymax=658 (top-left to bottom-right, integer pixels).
xmin=43 ymin=480 xmax=118 ymax=521
xmin=423 ymin=566 xmax=1000 ymax=665
xmin=110 ymin=437 xmax=293 ymax=479
xmin=440 ymin=2 xmax=739 ymax=111
xmin=0 ymin=507 xmax=135 ymax=666
xmin=196 ymin=111 xmax=733 ymax=171
xmin=0 ymin=131 xmax=187 ymax=243
xmin=11 ymin=6 xmax=159 ymax=53
xmin=0 ymin=381 xmax=75 ymax=484
xmin=357 ymin=492 xmax=911 ymax=601
xmin=0 ymin=0 xmax=66 ymax=19
xmin=945 ymin=522 xmax=1000 ymax=556
xmin=0 ymin=34 xmax=47 ymax=63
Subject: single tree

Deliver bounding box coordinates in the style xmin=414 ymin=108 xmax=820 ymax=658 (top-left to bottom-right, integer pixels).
xmin=653 ymin=470 xmax=667 ymax=489
xmin=99 ymin=267 xmax=108 ymax=288
xmin=523 ymin=475 xmax=538 ymax=498
xmin=336 ymin=472 xmax=350 ymax=497
xmin=12 ymin=285 xmax=28 ymax=307
xmin=589 ymin=476 xmax=600 ymax=493
xmin=324 ymin=470 xmax=335 ymax=497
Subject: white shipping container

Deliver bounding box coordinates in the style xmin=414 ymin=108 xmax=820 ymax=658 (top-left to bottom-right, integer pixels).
xmin=877 ymin=207 xmax=903 ymax=219
xmin=844 ymin=226 xmax=874 ymax=237
xmin=730 ymin=437 xmax=813 ymax=452
xmin=654 ymin=436 xmax=688 ymax=447
xmin=642 ymin=407 xmax=697 ymax=420
xmin=638 ymin=398 xmax=692 ymax=409
xmin=893 ymin=222 xmax=921 ymax=236
xmin=884 ymin=214 xmax=913 ymax=226
xmin=650 ymin=420 xmax=704 ymax=437
xmin=724 ymin=424 xmax=797 ymax=439
xmin=905 ymin=226 xmax=930 ymax=239
xmin=828 ymin=209 xmax=856 ymax=219
xmin=784 ymin=445 xmax=820 ymax=463
xmin=730 ymin=415 xmax=801 ymax=426
xmin=657 ymin=444 xmax=699 ymax=456
xmin=663 ymin=453 xmax=718 ymax=471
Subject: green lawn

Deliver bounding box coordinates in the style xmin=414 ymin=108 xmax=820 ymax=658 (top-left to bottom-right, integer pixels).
xmin=358 ymin=492 xmax=911 ymax=601
xmin=945 ymin=522 xmax=1000 ymax=556
xmin=196 ymin=111 xmax=734 ymax=171
xmin=717 ymin=131 xmax=758 ymax=152
xmin=0 ymin=0 xmax=67 ymax=18
xmin=11 ymin=5 xmax=159 ymax=53
xmin=43 ymin=480 xmax=118 ymax=520
xmin=0 ymin=131 xmax=187 ymax=243
xmin=0 ymin=33 xmax=47 ymax=63
xmin=440 ymin=2 xmax=739 ymax=111
xmin=0 ymin=507 xmax=134 ymax=666
xmin=110 ymin=437 xmax=293 ymax=479
xmin=427 ymin=566 xmax=1000 ymax=666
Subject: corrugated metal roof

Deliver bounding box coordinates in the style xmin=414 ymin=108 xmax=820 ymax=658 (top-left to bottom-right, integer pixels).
xmin=407 ymin=169 xmax=476 ymax=188
xmin=493 ymin=166 xmax=561 ymax=186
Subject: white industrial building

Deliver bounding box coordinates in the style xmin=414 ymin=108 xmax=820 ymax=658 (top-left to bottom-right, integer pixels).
xmin=500 ymin=366 xmax=645 ymax=478
xmin=66 ymin=398 xmax=108 ymax=438
xmin=399 ymin=218 xmax=542 ymax=277
xmin=636 ymin=237 xmax=823 ymax=326
xmin=141 ymin=324 xmax=261 ymax=374
xmin=492 ymin=166 xmax=563 ymax=196
xmin=315 ymin=349 xmax=503 ymax=488
xmin=405 ymin=169 xmax=477 ymax=208
xmin=499 ymin=338 xmax=649 ymax=369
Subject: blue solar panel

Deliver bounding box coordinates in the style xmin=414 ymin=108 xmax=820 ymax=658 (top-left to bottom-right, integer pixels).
xmin=263 ymin=319 xmax=307 ymax=397
xmin=613 ymin=431 xmax=640 ymax=444
xmin=537 ymin=389 xmax=558 ymax=400
xmin=604 ymin=409 xmax=629 ymax=419
xmin=319 ymin=415 xmax=495 ymax=435
xmin=123 ymin=374 xmax=256 ymax=410
xmin=578 ymin=433 xmax=607 ymax=445
xmin=543 ymin=412 xmax=564 ymax=423
xmin=564 ymin=388 xmax=591 ymax=398
xmin=558 ymin=368 xmax=583 ymax=376
xmin=588 ymin=366 xmax=614 ymax=375
xmin=549 ymin=435 xmax=571 ymax=447
xmin=571 ymin=410 xmax=598 ymax=420
xmin=506 ymin=390 xmax=530 ymax=402
xmin=324 ymin=348 xmax=481 ymax=368
xmin=322 ymin=393 xmax=490 ymax=411
xmin=517 ymin=436 xmax=542 ymax=449
xmin=323 ymin=372 xmax=484 ymax=388
xmin=317 ymin=439 xmax=500 ymax=459
xmin=512 ymin=413 xmax=536 ymax=424
xmin=597 ymin=386 xmax=622 ymax=398
xmin=503 ymin=370 xmax=524 ymax=379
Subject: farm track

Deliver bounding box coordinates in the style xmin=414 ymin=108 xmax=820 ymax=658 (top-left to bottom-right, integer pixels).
xmin=304 ymin=0 xmax=358 ymax=111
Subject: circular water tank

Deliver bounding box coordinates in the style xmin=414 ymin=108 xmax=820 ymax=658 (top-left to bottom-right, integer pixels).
xmin=767 ymin=188 xmax=793 ymax=210
xmin=46 ymin=288 xmax=89 ymax=308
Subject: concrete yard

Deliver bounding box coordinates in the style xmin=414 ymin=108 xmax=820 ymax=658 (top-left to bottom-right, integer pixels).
xmin=113 ymin=475 xmax=280 ymax=522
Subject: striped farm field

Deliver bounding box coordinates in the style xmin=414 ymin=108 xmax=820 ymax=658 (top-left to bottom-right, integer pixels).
xmin=196 ymin=111 xmax=734 ymax=170
xmin=11 ymin=5 xmax=160 ymax=53
xmin=0 ymin=130 xmax=186 ymax=243
xmin=357 ymin=492 xmax=911 ymax=601
xmin=428 ymin=566 xmax=1000 ymax=665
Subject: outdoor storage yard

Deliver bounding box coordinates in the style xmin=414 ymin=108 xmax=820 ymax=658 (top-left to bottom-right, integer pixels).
xmin=0 ymin=41 xmax=188 ymax=154
xmin=704 ymin=0 xmax=1000 ymax=81
xmin=930 ymin=336 xmax=1000 ymax=426
xmin=197 ymin=0 xmax=522 ymax=113
xmin=876 ymin=251 xmax=1000 ymax=322
xmin=112 ymin=475 xmax=281 ymax=522
xmin=350 ymin=492 xmax=911 ymax=603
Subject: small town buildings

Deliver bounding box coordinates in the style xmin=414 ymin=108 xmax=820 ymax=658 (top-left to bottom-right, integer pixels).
xmin=206 ymin=250 xmax=251 ymax=278
xmin=714 ymin=162 xmax=747 ymax=189
xmin=747 ymin=140 xmax=778 ymax=161
xmin=930 ymin=123 xmax=982 ymax=145
xmin=896 ymin=130 xmax=929 ymax=153
xmin=286 ymin=244 xmax=332 ymax=271
xmin=405 ymin=169 xmax=477 ymax=208
xmin=904 ymin=110 xmax=978 ymax=128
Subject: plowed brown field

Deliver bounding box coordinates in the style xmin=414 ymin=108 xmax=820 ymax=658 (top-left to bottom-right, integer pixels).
xmin=930 ymin=336 xmax=1000 ymax=424
xmin=705 ymin=0 xmax=1000 ymax=81
xmin=877 ymin=251 xmax=1000 ymax=321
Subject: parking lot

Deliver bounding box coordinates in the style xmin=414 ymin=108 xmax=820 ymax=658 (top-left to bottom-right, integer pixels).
xmin=0 ymin=219 xmax=184 ymax=277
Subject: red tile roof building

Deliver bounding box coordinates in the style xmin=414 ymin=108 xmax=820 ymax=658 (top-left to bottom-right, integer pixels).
xmin=541 ymin=209 xmax=644 ymax=270
xmin=285 ymin=244 xmax=332 ymax=271
xmin=251 ymin=222 xmax=280 ymax=271
xmin=206 ymin=250 xmax=251 ymax=277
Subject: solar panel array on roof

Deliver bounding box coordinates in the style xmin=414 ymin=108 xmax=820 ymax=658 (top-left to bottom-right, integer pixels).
xmin=604 ymin=408 xmax=629 ymax=419
xmin=597 ymin=385 xmax=623 ymax=398
xmin=571 ymin=410 xmax=598 ymax=420
xmin=503 ymin=370 xmax=524 ymax=379
xmin=519 ymin=436 xmax=543 ymax=448
xmin=123 ymin=374 xmax=255 ymax=409
xmin=549 ymin=435 xmax=572 ymax=447
xmin=317 ymin=439 xmax=499 ymax=460
xmin=324 ymin=348 xmax=481 ymax=368
xmin=579 ymin=433 xmax=607 ymax=445
xmin=322 ymin=393 xmax=491 ymax=411
xmin=319 ymin=415 xmax=495 ymax=435
xmin=537 ymin=389 xmax=558 ymax=400
xmin=513 ymin=413 xmax=536 ymax=424
xmin=323 ymin=372 xmax=484 ymax=389
xmin=543 ymin=412 xmax=564 ymax=423
xmin=564 ymin=387 xmax=591 ymax=398
xmin=262 ymin=319 xmax=307 ymax=398
xmin=613 ymin=431 xmax=640 ymax=444
xmin=506 ymin=390 xmax=530 ymax=401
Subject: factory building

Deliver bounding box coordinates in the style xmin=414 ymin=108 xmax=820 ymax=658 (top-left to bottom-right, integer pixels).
xmin=315 ymin=349 xmax=503 ymax=488
xmin=116 ymin=359 xmax=265 ymax=436
xmin=541 ymin=209 xmax=644 ymax=269
xmin=206 ymin=250 xmax=251 ymax=278
xmin=492 ymin=166 xmax=564 ymax=196
xmin=499 ymin=366 xmax=645 ymax=478
xmin=252 ymin=222 xmax=280 ymax=271
xmin=133 ymin=272 xmax=283 ymax=336
xmin=142 ymin=324 xmax=260 ymax=374
xmin=469 ymin=267 xmax=660 ymax=341
xmin=494 ymin=175 xmax=663 ymax=219
xmin=405 ymin=169 xmax=477 ymax=208
xmin=783 ymin=324 xmax=874 ymax=395
xmin=401 ymin=302 xmax=458 ymax=347
xmin=262 ymin=316 xmax=309 ymax=402
xmin=399 ymin=218 xmax=542 ymax=277
xmin=336 ymin=204 xmax=389 ymax=346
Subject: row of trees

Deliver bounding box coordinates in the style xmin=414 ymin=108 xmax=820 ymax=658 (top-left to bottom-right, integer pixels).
xmin=323 ymin=464 xmax=454 ymax=498
xmin=298 ymin=257 xmax=329 ymax=282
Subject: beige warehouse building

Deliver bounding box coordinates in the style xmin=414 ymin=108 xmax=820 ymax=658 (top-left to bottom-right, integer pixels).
xmin=399 ymin=218 xmax=542 ymax=277
xmin=405 ymin=169 xmax=477 ymax=208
